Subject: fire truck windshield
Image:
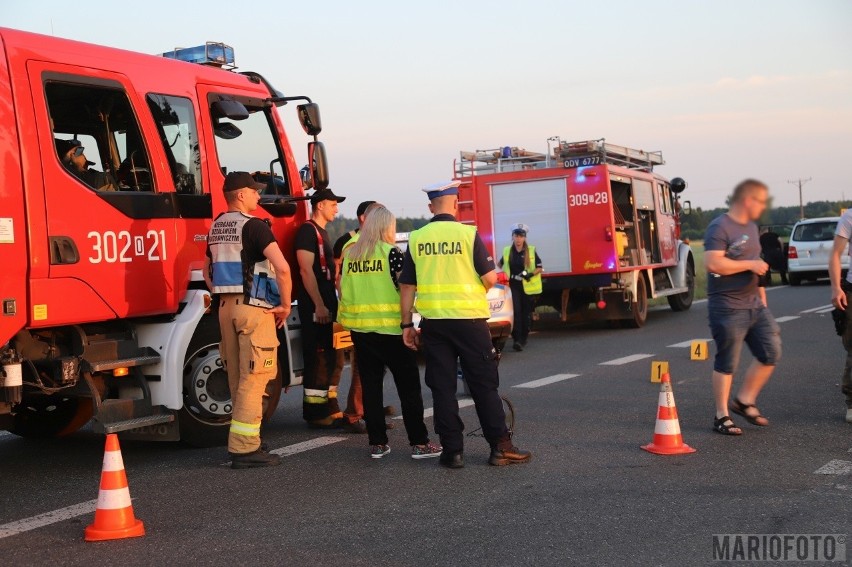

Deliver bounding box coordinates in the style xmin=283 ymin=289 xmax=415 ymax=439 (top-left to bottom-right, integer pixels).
xmin=211 ymin=103 xmax=290 ymax=196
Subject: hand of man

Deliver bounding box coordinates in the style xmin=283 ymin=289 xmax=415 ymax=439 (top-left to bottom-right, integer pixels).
xmin=315 ymin=304 xmax=331 ymax=325
xmin=832 ymin=287 xmax=848 ymax=310
xmin=750 ymin=260 xmax=769 ymax=276
xmin=403 ymin=327 xmax=420 ymax=351
xmin=264 ymin=305 xmax=292 ymax=329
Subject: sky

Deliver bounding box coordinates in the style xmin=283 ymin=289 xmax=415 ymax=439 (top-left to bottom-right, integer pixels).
xmin=4 ymin=0 xmax=852 ymax=217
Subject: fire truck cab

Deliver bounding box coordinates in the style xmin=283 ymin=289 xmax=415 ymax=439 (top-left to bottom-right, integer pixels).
xmin=0 ymin=29 xmax=326 ymax=445
xmin=456 ymin=138 xmax=693 ymax=328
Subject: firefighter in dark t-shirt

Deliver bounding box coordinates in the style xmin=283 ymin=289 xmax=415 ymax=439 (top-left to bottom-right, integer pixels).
xmin=295 ymin=189 xmax=347 ymax=427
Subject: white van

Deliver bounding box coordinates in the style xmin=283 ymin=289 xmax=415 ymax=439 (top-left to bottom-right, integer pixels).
xmin=787 ymin=217 xmax=849 ymax=285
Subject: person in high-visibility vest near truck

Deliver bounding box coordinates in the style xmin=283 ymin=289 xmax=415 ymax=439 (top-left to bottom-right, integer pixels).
xmin=399 ymin=180 xmax=531 ymax=469
xmin=498 ymin=223 xmax=543 ymax=352
xmin=338 ymin=205 xmax=442 ymax=460
xmin=204 ymin=172 xmax=293 ymax=469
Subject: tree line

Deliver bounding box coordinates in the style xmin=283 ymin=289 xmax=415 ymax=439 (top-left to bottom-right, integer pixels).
xmin=325 ymin=216 xmax=429 ymax=243
xmin=679 ymin=200 xmax=852 ymax=241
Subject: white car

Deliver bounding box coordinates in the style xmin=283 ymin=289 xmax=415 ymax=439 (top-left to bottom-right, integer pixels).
xmin=395 ymin=232 xmax=514 ymax=351
xmin=787 ymin=217 xmax=849 ymax=285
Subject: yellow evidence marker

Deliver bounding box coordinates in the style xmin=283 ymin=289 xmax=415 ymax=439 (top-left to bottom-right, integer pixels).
xmin=650 ymin=360 xmax=669 ymax=383
xmin=690 ymin=340 xmax=709 ymax=361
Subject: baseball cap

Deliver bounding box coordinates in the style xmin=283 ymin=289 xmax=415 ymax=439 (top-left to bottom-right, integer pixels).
xmin=356 ymin=200 xmax=377 ymax=217
xmin=310 ymin=188 xmax=346 ymax=205
xmin=223 ymin=171 xmax=265 ymax=194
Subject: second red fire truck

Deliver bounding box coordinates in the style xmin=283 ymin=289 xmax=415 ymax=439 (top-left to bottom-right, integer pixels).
xmin=455 ymin=138 xmax=694 ymax=328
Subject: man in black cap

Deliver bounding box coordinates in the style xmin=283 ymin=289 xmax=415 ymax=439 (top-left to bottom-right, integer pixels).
xmin=55 ymin=139 xmax=116 ymax=191
xmin=203 ymin=172 xmax=292 ymax=468
xmin=295 ymin=188 xmax=348 ymax=427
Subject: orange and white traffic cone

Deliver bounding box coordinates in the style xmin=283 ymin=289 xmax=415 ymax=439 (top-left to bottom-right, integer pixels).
xmin=84 ymin=433 xmax=145 ymax=542
xmin=641 ymin=372 xmax=696 ymax=455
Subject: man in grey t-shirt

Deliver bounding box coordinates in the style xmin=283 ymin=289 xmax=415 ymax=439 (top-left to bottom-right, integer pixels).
xmin=704 ymin=179 xmax=781 ymax=436
xmin=828 ymin=209 xmax=852 ymax=423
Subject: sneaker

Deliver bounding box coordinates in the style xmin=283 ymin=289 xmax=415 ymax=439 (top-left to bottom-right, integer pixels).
xmin=846 ymin=408 xmax=852 ymax=424
xmin=343 ymin=419 xmax=368 ymax=434
xmin=512 ymin=342 xmax=524 ymax=352
xmin=370 ymin=444 xmax=391 ymax=459
xmin=411 ymin=441 xmax=443 ymax=460
xmin=231 ymin=448 xmax=281 ymax=469
xmin=488 ymin=445 xmax=532 ymax=466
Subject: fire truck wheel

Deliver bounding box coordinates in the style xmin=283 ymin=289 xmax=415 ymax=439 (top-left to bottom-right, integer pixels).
xmin=179 ymin=318 xmax=283 ymax=447
xmin=668 ymin=258 xmax=695 ymax=312
xmin=625 ymin=275 xmax=649 ymax=328
xmin=8 ymin=396 xmax=94 ymax=438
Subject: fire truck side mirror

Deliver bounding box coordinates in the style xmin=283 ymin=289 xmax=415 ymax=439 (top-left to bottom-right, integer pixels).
xmin=297 ymin=103 xmax=323 ymax=137
xmin=681 ymin=200 xmax=692 ymax=215
xmin=211 ymin=99 xmax=250 ymax=120
xmin=308 ymin=141 xmax=329 ymax=191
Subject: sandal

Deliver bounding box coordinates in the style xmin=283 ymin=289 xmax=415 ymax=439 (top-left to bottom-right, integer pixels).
xmin=713 ymin=415 xmax=743 ymax=436
xmin=729 ymin=398 xmax=770 ymax=426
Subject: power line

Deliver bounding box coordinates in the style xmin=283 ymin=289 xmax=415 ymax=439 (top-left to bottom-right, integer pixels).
xmin=787 ymin=177 xmax=812 ymax=220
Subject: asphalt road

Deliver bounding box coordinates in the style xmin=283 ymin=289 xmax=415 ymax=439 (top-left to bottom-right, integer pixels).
xmin=1 ymin=283 xmax=850 ymax=566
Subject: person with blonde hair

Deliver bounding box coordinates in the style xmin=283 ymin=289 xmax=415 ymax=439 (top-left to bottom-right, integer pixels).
xmin=338 ymin=205 xmax=441 ymax=459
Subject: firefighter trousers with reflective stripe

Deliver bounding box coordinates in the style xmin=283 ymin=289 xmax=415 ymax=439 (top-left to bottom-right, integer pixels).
xmin=218 ymin=295 xmax=279 ymax=454
xmin=298 ymin=293 xmax=343 ymax=423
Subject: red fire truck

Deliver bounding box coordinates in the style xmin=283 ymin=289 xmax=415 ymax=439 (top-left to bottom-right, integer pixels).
xmin=455 ymin=138 xmax=693 ymax=328
xmin=0 ymin=29 xmax=327 ymax=445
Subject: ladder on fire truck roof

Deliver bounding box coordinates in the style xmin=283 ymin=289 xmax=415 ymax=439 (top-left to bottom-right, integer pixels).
xmin=455 ymin=138 xmax=664 ymax=177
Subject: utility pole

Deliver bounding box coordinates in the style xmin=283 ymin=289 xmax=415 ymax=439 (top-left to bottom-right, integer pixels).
xmin=787 ymin=177 xmax=812 ymax=220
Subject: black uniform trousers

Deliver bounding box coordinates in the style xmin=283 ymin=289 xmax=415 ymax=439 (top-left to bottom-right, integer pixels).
xmin=509 ymin=280 xmax=533 ymax=344
xmin=298 ymin=286 xmax=341 ymax=422
xmin=420 ymin=318 xmax=511 ymax=454
xmin=351 ymin=331 xmax=429 ymax=446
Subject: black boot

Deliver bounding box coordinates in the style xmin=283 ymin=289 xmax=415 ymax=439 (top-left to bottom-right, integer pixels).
xmin=231 ymin=448 xmax=281 ymax=469
xmin=439 ymin=451 xmax=465 ymax=469
xmin=489 ymin=445 xmax=532 ymax=466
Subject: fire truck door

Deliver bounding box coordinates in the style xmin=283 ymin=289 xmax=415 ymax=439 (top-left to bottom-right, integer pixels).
xmin=632 ymin=178 xmax=660 ymax=264
xmin=655 ymin=181 xmax=678 ymax=265
xmin=28 ymin=62 xmax=182 ymax=320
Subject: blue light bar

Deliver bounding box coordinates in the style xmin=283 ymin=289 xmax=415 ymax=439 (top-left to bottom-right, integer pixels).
xmin=162 ymin=42 xmax=235 ymax=69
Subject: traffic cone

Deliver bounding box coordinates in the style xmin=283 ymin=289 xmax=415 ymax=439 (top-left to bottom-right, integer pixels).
xmin=84 ymin=434 xmax=145 ymax=541
xmin=641 ymin=373 xmax=696 ymax=455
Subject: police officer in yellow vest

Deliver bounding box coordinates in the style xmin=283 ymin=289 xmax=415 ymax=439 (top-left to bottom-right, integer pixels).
xmin=339 ymin=205 xmax=442 ymax=460
xmin=399 ymin=180 xmax=532 ymax=469
xmin=203 ymin=172 xmax=292 ymax=469
xmin=498 ymin=223 xmax=543 ymax=352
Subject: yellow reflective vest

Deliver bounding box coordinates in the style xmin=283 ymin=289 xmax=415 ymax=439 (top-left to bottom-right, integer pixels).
xmin=338 ymin=241 xmax=401 ymax=335
xmin=408 ymin=222 xmax=490 ymax=320
xmin=502 ymin=245 xmax=543 ymax=295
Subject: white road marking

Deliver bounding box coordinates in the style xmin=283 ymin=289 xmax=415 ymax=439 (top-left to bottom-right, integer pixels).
xmin=802 ymin=304 xmax=833 ymax=313
xmin=400 ymin=398 xmax=476 ymax=420
xmin=668 ymin=339 xmax=713 ymax=348
xmin=814 ymin=460 xmax=852 ymax=475
xmin=599 ymin=354 xmax=654 ymax=366
xmin=270 ymin=436 xmax=346 ymax=457
xmin=815 ymin=307 xmax=835 ymax=314
xmin=0 ymin=499 xmax=97 ymax=539
xmin=513 ymin=374 xmax=579 ymax=389
xmin=775 ymin=316 xmax=801 ymax=323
